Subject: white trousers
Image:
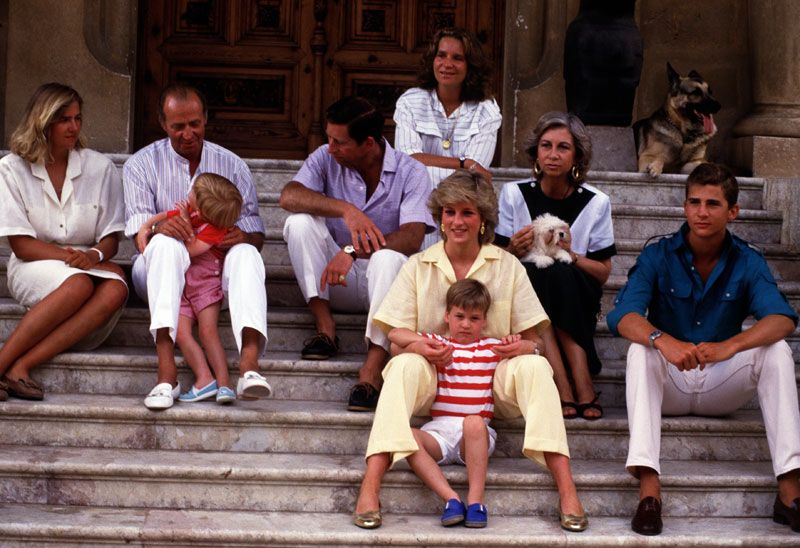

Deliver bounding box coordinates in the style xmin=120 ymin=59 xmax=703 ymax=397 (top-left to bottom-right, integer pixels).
xmin=283 ymin=213 xmax=407 ymax=351
xmin=132 ymin=234 xmax=268 ymax=354
xmin=626 ymin=341 xmax=800 ymax=477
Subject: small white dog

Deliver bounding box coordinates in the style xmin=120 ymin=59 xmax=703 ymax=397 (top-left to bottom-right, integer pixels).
xmin=521 ymin=213 xmax=573 ymax=268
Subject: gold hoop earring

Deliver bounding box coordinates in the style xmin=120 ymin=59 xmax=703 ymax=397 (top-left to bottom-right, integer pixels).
xmin=571 ymin=165 xmax=580 ymax=181
xmin=480 ymin=222 xmax=485 ymax=236
xmin=533 ymin=161 xmax=543 ymax=177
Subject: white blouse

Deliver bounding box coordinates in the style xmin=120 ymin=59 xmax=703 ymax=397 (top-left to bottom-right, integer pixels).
xmin=0 ymin=148 xmax=126 ymax=307
xmin=0 ymin=148 xmax=125 ymax=247
xmin=393 ymin=87 xmax=502 ymax=189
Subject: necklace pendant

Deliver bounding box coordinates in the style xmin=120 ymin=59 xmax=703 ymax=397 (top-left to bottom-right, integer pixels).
xmin=442 ymin=139 xmax=451 ymax=150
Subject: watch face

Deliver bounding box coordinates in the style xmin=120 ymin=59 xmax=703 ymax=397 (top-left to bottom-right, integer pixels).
xmin=344 ymin=245 xmax=355 ymax=254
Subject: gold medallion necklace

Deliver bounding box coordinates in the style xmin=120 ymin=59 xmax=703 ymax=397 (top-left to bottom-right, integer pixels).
xmin=442 ymin=104 xmax=461 ymax=150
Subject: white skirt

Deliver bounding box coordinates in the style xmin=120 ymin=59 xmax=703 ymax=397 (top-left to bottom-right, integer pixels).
xmin=7 ymin=254 xmax=127 ymax=350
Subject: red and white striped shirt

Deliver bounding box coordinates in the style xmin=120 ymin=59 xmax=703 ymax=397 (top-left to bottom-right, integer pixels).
xmin=423 ymin=333 xmax=501 ymax=421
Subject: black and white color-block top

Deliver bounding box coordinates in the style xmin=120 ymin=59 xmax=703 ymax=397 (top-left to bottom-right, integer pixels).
xmin=495 ymin=179 xmax=617 ymax=261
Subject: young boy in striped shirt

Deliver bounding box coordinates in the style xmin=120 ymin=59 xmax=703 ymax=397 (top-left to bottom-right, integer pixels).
xmin=388 ymin=279 xmax=522 ymax=528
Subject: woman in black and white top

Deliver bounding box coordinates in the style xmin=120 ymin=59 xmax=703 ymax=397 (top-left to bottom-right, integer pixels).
xmin=495 ymin=112 xmax=615 ymax=420
xmin=393 ymin=27 xmax=501 ymax=248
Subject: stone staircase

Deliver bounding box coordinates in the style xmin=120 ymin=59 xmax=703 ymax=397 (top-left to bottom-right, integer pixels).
xmin=0 ymin=157 xmax=799 ymax=546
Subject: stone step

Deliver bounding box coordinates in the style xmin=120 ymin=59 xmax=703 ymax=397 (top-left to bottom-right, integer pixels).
xmin=0 ymin=443 xmax=781 ymax=518
xmin=3 ymin=503 xmax=798 ymax=547
xmin=13 ymin=346 xmax=800 ymax=411
xmin=256 ymin=194 xmax=784 ymax=244
xmin=0 ymin=395 xmax=776 ymax=462
xmin=3 ymin=299 xmax=800 ymax=363
xmin=101 ymin=154 xmax=768 ymax=208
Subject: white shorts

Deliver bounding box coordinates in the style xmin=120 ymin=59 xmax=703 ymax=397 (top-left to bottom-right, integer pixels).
xmin=421 ymin=417 xmax=497 ymax=465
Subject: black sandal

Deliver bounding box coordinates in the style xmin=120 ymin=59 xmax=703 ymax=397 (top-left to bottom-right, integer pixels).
xmin=561 ymin=400 xmax=579 ymax=420
xmin=576 ymin=392 xmax=603 ymax=421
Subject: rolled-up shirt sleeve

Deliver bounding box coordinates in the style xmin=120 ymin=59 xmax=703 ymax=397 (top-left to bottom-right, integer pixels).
xmin=232 ymin=162 xmax=265 ymax=235
xmin=606 ymin=248 xmax=659 ymax=336
xmin=393 ymin=96 xmax=425 ymax=156
xmin=747 ymin=255 xmax=799 ymax=325
xmin=95 ymin=159 xmax=126 ymax=242
xmin=122 ymin=156 xmax=157 ymax=238
xmin=463 ymin=100 xmax=501 ymax=166
xmin=398 ymin=161 xmax=435 ymax=231
xmin=0 ymin=158 xmax=37 ymax=243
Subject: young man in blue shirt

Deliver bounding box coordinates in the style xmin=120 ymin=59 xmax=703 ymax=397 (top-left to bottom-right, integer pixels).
xmin=607 ymin=163 xmax=800 ymax=535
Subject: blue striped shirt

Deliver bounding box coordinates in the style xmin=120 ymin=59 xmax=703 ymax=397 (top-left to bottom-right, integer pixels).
xmin=123 ymin=138 xmax=265 ymax=238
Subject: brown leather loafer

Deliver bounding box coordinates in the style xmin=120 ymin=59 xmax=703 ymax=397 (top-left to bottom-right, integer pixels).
xmin=773 ymin=494 xmax=800 ymax=532
xmin=631 ymin=496 xmax=662 ymax=536
xmin=2 ymin=376 xmax=44 ymax=400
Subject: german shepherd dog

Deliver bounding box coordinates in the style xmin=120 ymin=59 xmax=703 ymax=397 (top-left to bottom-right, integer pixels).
xmin=634 ymin=63 xmax=721 ymax=176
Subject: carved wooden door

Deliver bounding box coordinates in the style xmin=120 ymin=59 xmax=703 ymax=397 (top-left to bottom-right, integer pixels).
xmin=135 ymin=0 xmax=504 ymax=160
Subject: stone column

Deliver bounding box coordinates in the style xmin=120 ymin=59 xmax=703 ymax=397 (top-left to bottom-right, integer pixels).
xmin=732 ymin=0 xmax=800 ymax=177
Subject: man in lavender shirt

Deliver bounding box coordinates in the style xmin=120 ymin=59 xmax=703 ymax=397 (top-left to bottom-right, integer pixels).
xmin=280 ymin=96 xmax=433 ymax=411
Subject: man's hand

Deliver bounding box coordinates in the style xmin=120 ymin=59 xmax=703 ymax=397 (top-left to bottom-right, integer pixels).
xmin=342 ymin=205 xmax=386 ymax=254
xmin=507 ymin=225 xmax=535 ymax=257
xmin=135 ymin=226 xmax=151 ymax=254
xmin=155 ymin=215 xmax=194 ymax=243
xmin=468 ymin=162 xmax=493 ymax=184
xmin=64 ymin=247 xmax=99 ymax=270
xmin=696 ymin=340 xmax=738 ymax=365
xmin=320 ymin=251 xmax=354 ymax=291
xmin=493 ymin=335 xmax=537 ymax=359
xmin=656 ymin=335 xmax=704 ymax=371
xmin=217 ymin=227 xmax=249 ymax=249
xmin=410 ymin=338 xmax=453 ymax=370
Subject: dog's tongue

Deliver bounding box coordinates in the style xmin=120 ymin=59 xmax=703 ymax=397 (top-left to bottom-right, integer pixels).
xmin=702 ymin=113 xmax=716 ymax=135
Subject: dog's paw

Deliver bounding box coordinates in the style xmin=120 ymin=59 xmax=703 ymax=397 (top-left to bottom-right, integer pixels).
xmin=532 ymin=255 xmax=555 ymax=268
xmin=645 ymin=162 xmax=664 ymax=177
xmin=555 ymin=249 xmax=573 ymax=264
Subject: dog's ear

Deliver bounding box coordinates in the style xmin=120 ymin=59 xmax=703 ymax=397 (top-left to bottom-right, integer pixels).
xmin=688 ymin=69 xmax=704 ymax=82
xmin=667 ymin=62 xmax=680 ymax=85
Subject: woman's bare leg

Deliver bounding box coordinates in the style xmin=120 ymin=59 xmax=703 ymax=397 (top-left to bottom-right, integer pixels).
xmin=355 ymin=452 xmax=391 ymax=513
xmin=545 ymin=451 xmax=584 ymax=516
xmin=5 ymin=277 xmax=128 ymax=380
xmin=555 ymin=327 xmax=599 ymax=418
xmin=0 ymin=275 xmax=94 ymax=376
xmin=541 ymin=325 xmax=577 ymax=417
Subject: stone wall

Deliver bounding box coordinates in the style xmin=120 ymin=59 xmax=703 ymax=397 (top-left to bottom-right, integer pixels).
xmin=2 ymin=0 xmax=136 ymax=153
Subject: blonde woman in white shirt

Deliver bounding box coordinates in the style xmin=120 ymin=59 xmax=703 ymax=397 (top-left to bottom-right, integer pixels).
xmin=0 ymin=83 xmax=128 ymax=401
xmin=394 ymin=28 xmax=501 ymax=248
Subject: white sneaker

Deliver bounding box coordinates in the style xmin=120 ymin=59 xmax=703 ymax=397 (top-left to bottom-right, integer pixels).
xmin=236 ymin=371 xmax=272 ymax=400
xmin=144 ymin=382 xmax=181 ymax=410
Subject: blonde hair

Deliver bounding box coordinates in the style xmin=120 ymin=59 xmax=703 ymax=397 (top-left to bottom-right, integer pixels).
xmin=9 ymin=83 xmax=86 ymax=164
xmin=193 ymin=173 xmax=243 ymax=228
xmin=428 ymin=170 xmax=498 ymax=245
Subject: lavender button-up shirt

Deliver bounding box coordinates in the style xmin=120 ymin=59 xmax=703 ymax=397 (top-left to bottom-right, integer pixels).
xmin=292 ymin=140 xmax=434 ymax=247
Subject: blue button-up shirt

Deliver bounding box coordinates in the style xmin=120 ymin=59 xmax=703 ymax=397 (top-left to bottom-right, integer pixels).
xmin=607 ymin=223 xmax=797 ymax=343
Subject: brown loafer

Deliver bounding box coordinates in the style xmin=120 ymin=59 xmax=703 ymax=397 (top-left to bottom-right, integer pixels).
xmin=773 ymin=494 xmax=800 ymax=532
xmin=631 ymin=496 xmax=662 ymax=536
xmin=2 ymin=376 xmax=44 ymax=400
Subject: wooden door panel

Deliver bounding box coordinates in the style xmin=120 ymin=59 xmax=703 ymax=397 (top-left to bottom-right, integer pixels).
xmin=135 ymin=0 xmax=503 ymax=160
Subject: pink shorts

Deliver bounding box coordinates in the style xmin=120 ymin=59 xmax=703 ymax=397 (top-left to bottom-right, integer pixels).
xmin=180 ymin=251 xmax=224 ymax=320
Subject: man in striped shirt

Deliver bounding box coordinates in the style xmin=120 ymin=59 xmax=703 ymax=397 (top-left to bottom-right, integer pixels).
xmin=123 ymin=84 xmax=270 ymax=410
xmin=387 ymin=279 xmax=515 ymax=528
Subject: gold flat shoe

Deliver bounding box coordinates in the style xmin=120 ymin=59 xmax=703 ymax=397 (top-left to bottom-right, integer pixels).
xmin=352 ymin=509 xmax=382 ymax=529
xmin=559 ymin=509 xmax=588 ymax=532
xmin=558 ymin=498 xmax=588 ymax=532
